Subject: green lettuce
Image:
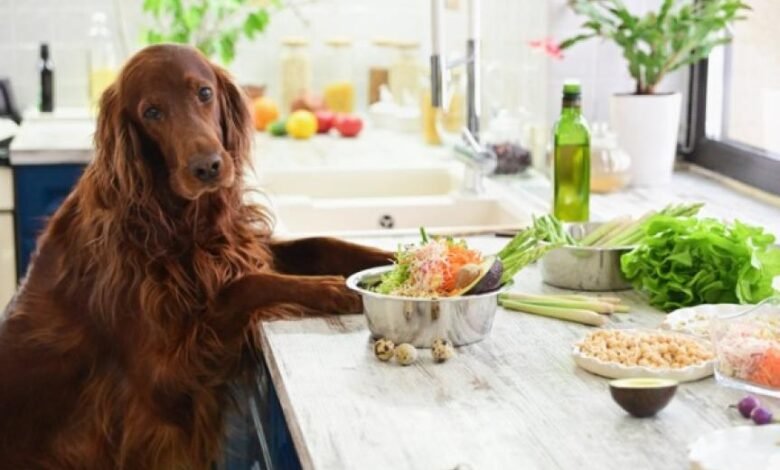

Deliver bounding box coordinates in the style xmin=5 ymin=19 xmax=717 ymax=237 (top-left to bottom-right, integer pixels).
xmin=620 ymin=216 xmax=780 ymax=311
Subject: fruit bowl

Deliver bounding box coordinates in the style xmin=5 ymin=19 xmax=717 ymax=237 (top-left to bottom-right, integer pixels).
xmin=346 ymin=265 xmax=501 ymax=348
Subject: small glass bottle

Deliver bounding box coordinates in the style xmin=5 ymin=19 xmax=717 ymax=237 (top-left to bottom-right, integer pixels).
xmin=38 ymin=43 xmax=54 ymax=113
xmin=322 ymin=37 xmax=355 ymax=113
xmin=279 ymin=37 xmax=312 ymax=112
xmin=87 ymin=12 xmax=118 ymax=112
xmin=553 ymin=80 xmax=590 ymax=222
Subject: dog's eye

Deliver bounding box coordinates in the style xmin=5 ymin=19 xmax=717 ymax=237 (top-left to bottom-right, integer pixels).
xmin=198 ymin=86 xmax=213 ymax=103
xmin=143 ymin=106 xmax=162 ymax=120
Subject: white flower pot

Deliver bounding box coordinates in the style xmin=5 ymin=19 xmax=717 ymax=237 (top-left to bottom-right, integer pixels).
xmin=609 ymin=93 xmax=682 ymax=186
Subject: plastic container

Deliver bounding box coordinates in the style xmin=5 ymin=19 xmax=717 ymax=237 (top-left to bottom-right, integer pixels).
xmin=279 ymin=37 xmax=312 ymax=112
xmin=711 ymin=290 xmax=780 ymax=398
xmin=322 ymin=37 xmax=354 ymax=113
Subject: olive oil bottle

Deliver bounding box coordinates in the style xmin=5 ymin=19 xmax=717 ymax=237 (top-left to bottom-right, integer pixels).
xmin=553 ymin=80 xmax=590 ymax=221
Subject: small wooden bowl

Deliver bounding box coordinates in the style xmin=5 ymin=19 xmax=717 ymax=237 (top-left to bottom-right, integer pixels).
xmin=609 ymin=377 xmax=678 ymax=418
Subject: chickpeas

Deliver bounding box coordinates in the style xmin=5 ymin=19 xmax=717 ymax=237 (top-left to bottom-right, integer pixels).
xmin=577 ymin=329 xmax=714 ymax=369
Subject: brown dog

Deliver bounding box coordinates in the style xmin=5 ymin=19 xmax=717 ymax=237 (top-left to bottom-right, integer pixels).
xmin=0 ymin=44 xmax=389 ymax=469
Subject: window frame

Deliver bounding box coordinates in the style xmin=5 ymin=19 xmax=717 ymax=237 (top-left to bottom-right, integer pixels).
xmin=683 ymin=58 xmax=780 ymax=196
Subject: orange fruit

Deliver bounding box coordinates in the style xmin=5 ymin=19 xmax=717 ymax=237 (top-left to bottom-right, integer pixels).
xmin=253 ymin=97 xmax=279 ymax=131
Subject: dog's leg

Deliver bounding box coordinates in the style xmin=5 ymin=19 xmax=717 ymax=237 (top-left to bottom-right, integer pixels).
xmin=269 ymin=237 xmax=393 ymax=277
xmin=208 ymin=272 xmax=361 ymax=339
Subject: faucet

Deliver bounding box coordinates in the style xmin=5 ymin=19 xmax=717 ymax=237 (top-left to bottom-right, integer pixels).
xmin=430 ymin=0 xmax=496 ymax=194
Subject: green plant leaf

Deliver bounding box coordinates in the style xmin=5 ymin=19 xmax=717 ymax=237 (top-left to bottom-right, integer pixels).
xmin=559 ymin=0 xmax=749 ymax=93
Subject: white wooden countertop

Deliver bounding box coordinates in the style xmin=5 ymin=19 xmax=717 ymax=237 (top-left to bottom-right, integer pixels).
xmin=257 ymin=170 xmax=780 ymax=470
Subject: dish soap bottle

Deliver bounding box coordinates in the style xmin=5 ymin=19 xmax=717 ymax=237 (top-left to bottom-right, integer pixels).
xmin=553 ymin=80 xmax=590 ymax=221
xmin=87 ymin=12 xmax=118 ymax=112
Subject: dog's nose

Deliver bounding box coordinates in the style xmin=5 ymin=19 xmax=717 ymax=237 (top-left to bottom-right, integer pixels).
xmin=189 ymin=153 xmax=222 ymax=183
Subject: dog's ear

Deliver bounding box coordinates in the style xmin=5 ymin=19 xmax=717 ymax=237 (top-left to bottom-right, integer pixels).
xmin=92 ymin=82 xmax=152 ymax=204
xmin=214 ymin=65 xmax=252 ymax=167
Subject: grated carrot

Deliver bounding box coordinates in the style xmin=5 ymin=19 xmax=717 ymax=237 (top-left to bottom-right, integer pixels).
xmin=440 ymin=245 xmax=482 ymax=294
xmin=749 ymin=347 xmax=780 ymax=389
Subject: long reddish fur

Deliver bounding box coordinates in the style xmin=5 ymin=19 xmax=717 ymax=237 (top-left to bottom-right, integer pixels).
xmin=0 ymin=46 xmax=388 ymax=469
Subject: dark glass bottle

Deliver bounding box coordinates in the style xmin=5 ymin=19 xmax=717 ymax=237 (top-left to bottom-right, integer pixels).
xmin=39 ymin=43 xmax=54 ymax=112
xmin=553 ymin=80 xmax=590 ymax=222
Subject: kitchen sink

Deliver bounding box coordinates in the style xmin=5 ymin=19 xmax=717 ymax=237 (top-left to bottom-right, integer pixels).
xmin=257 ymin=166 xmax=462 ymax=198
xmin=272 ymin=195 xmax=530 ymax=237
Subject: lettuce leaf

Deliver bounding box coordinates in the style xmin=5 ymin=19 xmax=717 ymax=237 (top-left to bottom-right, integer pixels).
xmin=620 ymin=216 xmax=780 ymax=312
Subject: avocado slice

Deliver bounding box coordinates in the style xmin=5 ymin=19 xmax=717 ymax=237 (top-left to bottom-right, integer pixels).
xmin=452 ymin=256 xmax=504 ymax=296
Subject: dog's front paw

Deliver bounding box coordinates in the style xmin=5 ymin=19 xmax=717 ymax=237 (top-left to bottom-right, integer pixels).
xmin=315 ymin=276 xmax=363 ymax=314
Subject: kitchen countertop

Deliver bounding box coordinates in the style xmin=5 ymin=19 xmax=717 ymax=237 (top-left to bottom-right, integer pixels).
xmin=255 ymin=169 xmax=780 ymax=470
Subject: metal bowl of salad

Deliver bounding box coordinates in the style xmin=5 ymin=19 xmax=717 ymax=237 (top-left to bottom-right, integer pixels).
xmin=347 ymin=265 xmax=503 ymax=348
xmin=346 ymin=229 xmax=551 ymax=347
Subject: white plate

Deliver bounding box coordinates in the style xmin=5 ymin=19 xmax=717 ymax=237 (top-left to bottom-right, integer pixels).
xmin=572 ymin=346 xmax=714 ymax=382
xmin=688 ymin=425 xmax=780 ymax=470
xmin=572 ymin=330 xmax=714 ymax=383
xmin=660 ymin=304 xmax=748 ymax=338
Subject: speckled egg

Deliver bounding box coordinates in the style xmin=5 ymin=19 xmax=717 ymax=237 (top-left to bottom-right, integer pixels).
xmin=394 ymin=343 xmax=418 ymax=366
xmin=432 ymin=338 xmax=453 ymax=350
xmin=432 ymin=339 xmax=456 ymax=363
xmin=373 ymin=338 xmax=395 ymax=361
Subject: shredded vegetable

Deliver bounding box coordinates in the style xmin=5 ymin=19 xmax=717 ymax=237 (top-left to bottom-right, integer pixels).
xmin=376 ymin=236 xmax=483 ymax=297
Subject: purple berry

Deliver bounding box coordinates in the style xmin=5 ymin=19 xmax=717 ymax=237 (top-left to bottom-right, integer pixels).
xmin=751 ymin=407 xmax=774 ymax=425
xmin=737 ymin=395 xmax=761 ymax=418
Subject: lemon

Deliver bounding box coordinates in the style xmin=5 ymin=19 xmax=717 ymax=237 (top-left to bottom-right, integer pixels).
xmin=285 ymin=110 xmax=317 ymax=139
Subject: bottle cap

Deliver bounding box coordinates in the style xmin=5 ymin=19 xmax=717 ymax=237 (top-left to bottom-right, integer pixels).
xmin=40 ymin=43 xmax=50 ymax=59
xmin=563 ymin=79 xmax=581 ymax=97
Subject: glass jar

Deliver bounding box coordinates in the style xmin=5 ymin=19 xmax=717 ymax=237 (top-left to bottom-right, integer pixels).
xmin=280 ymin=37 xmax=312 ymax=112
xmin=388 ymin=41 xmax=421 ymax=106
xmin=322 ymin=37 xmax=355 ymax=113
xmin=711 ymin=287 xmax=780 ymax=398
xmin=590 ymin=123 xmax=631 ymax=193
xmin=368 ymin=38 xmax=392 ymax=105
xmin=87 ymin=12 xmax=118 ymax=112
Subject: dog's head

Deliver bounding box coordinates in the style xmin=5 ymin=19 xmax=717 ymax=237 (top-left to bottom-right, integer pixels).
xmin=95 ymin=44 xmax=252 ymax=201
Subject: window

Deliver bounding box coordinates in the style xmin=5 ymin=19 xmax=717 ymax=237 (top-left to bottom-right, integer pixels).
xmin=684 ymin=0 xmax=780 ymax=195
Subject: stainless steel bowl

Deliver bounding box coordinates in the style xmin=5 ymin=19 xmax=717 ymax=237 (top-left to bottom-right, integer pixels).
xmin=346 ymin=265 xmax=500 ymax=348
xmin=540 ymin=222 xmax=634 ymax=291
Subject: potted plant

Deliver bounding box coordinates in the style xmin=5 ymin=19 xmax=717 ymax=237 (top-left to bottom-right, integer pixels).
xmin=141 ymin=0 xmax=279 ymax=65
xmin=559 ymin=0 xmax=749 ymax=186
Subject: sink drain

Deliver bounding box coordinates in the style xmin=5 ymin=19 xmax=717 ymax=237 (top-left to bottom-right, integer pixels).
xmin=378 ymin=214 xmax=395 ymax=229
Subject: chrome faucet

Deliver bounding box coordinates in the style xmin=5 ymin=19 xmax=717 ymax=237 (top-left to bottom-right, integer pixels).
xmin=430 ymin=0 xmax=496 ymax=194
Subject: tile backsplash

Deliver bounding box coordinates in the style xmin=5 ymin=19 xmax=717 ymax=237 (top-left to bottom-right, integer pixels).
xmin=0 ymin=0 xmax=684 ymax=130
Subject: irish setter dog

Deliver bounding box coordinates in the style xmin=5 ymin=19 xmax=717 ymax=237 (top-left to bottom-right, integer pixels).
xmin=0 ymin=44 xmax=389 ymax=469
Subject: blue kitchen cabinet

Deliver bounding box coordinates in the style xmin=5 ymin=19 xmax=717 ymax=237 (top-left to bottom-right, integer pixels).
xmin=13 ymin=164 xmax=85 ymax=279
xmin=222 ymin=352 xmax=302 ymax=470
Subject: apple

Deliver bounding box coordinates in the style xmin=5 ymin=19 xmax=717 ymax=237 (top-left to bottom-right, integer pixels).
xmin=315 ymin=110 xmax=335 ymax=133
xmin=334 ymin=114 xmax=363 ymax=138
